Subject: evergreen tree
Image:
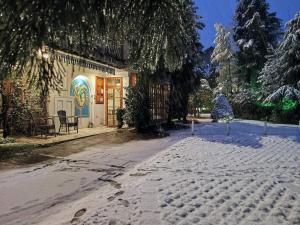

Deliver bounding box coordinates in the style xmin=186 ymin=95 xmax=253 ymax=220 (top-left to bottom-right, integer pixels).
xmin=211 ymin=24 xmax=238 ymax=95
xmin=259 ymin=12 xmax=300 ymax=95
xmin=0 ymin=0 xmax=202 ymax=136
xmin=233 ymin=0 xmax=281 ymax=86
xmin=202 ymin=47 xmax=219 ymax=89
xmin=167 ymin=11 xmax=204 ymax=123
xmin=126 ymin=0 xmax=203 ymax=73
xmin=0 ymin=0 xmax=201 ymax=82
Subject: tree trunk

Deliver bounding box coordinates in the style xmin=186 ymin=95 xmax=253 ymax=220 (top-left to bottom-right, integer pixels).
xmin=228 ymin=59 xmax=232 ymax=95
xmin=167 ymin=82 xmax=173 ymax=126
xmin=39 ymin=90 xmax=48 ymax=118
xmin=182 ymin=94 xmax=189 ymax=124
xmin=1 ymin=92 xmax=10 ymax=138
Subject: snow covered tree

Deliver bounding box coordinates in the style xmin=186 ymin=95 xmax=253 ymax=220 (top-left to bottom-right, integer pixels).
xmin=259 ymin=12 xmax=300 ymax=95
xmin=127 ymin=0 xmax=204 ymax=73
xmin=0 ymin=0 xmax=203 ymax=137
xmin=211 ymin=24 xmax=238 ymax=96
xmin=202 ymin=47 xmax=219 ymax=89
xmin=0 ymin=0 xmax=202 ymax=82
xmin=233 ymin=0 xmax=281 ymax=87
xmin=168 ymin=40 xmax=204 ymax=123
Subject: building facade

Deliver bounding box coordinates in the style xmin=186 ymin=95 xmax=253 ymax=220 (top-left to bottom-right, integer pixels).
xmin=47 ymin=50 xmax=130 ymax=129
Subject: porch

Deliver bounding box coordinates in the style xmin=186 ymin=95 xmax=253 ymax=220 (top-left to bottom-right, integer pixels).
xmin=13 ymin=126 xmax=116 ymax=146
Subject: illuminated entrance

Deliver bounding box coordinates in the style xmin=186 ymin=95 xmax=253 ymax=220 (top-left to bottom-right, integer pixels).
xmin=106 ymin=77 xmax=123 ymax=126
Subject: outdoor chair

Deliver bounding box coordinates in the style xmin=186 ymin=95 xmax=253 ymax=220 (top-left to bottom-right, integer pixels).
xmin=57 ymin=110 xmax=78 ymax=134
xmin=31 ymin=114 xmax=56 ymax=137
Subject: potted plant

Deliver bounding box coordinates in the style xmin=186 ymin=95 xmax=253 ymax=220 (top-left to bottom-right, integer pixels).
xmin=116 ymin=108 xmax=125 ymax=129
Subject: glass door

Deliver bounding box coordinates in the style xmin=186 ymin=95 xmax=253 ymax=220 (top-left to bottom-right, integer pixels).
xmin=106 ymin=78 xmax=123 ymax=127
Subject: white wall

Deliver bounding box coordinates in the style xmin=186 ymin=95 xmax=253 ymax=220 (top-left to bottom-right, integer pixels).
xmin=48 ymin=54 xmax=129 ymax=129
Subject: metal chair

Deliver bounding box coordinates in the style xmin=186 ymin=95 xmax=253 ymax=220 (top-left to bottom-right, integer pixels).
xmin=57 ymin=110 xmax=78 ymax=134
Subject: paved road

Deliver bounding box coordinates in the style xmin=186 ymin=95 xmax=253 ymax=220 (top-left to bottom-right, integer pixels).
xmin=0 ymin=131 xmax=183 ymax=225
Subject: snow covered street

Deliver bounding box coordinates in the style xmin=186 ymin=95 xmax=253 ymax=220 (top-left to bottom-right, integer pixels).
xmin=1 ymin=120 xmax=299 ymax=225
xmin=37 ymin=120 xmax=300 ymax=225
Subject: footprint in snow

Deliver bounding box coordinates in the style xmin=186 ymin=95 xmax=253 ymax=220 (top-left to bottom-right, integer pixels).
xmin=118 ymin=199 xmax=129 ymax=207
xmin=71 ymin=208 xmax=87 ymax=224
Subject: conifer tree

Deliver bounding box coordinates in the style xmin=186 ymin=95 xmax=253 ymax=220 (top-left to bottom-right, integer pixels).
xmin=259 ymin=12 xmax=300 ymax=95
xmin=202 ymin=47 xmax=219 ymax=90
xmin=211 ymin=24 xmax=237 ymax=96
xmin=233 ymin=0 xmax=281 ymax=87
xmin=0 ymin=0 xmax=203 ymax=137
xmin=0 ymin=0 xmax=201 ymax=82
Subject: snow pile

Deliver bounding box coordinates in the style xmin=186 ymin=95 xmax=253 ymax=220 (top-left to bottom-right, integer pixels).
xmin=211 ymin=94 xmax=234 ymax=121
xmin=200 ymin=79 xmax=212 ymax=91
xmin=264 ymin=85 xmax=300 ymax=103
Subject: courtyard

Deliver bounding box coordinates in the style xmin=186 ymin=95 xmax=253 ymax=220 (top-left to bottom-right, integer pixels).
xmin=0 ymin=1 xmax=300 ymax=225
xmin=0 ymin=120 xmax=299 ymax=225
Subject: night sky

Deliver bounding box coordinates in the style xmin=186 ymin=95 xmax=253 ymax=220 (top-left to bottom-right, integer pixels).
xmin=196 ymin=0 xmax=300 ymax=49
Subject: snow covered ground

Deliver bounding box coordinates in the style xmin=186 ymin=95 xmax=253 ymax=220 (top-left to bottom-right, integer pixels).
xmin=38 ymin=120 xmax=300 ymax=225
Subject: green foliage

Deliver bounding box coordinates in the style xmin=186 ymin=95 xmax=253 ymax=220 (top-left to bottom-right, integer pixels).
xmin=124 ymin=82 xmax=151 ymax=132
xmin=257 ymin=98 xmax=298 ymax=112
xmin=189 ymin=82 xmax=213 ymax=115
xmin=231 ymin=89 xmax=300 ymax=124
xmin=281 ymin=98 xmax=298 ymax=112
xmin=257 ymin=101 xmax=276 ymax=108
xmin=231 ymin=89 xmax=268 ymax=120
xmin=116 ymin=108 xmax=125 ymax=129
xmin=8 ymin=79 xmax=34 ymax=135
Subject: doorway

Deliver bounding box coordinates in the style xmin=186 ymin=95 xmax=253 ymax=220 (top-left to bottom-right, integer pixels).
xmin=106 ymin=77 xmax=123 ymax=127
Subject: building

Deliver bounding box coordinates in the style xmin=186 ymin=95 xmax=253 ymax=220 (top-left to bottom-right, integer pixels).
xmin=1 ymin=44 xmax=170 ymax=134
xmin=48 ymin=50 xmax=130 ymax=129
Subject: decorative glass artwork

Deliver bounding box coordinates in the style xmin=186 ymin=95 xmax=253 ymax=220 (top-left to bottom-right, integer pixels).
xmin=70 ymin=76 xmax=90 ymax=117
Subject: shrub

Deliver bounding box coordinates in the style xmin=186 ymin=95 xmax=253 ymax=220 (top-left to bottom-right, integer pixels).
xmin=0 ymin=137 xmax=16 ymax=144
xmin=231 ymin=88 xmax=300 ymax=124
xmin=231 ymin=89 xmax=263 ymax=120
xmin=269 ymin=104 xmax=300 ymax=124
xmin=189 ymin=89 xmax=213 ymax=115
xmin=116 ymin=108 xmax=125 ymax=129
xmin=124 ymin=82 xmax=151 ymax=132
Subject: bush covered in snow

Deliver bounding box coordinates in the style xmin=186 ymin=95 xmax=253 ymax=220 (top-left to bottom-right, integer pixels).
xmin=231 ymin=89 xmax=263 ymax=120
xmin=263 ymin=85 xmax=300 ymax=124
xmin=124 ymin=82 xmax=151 ymax=132
xmin=211 ymin=94 xmax=234 ymax=121
xmin=231 ymin=86 xmax=300 ymax=124
xmin=264 ymin=85 xmax=300 ymax=104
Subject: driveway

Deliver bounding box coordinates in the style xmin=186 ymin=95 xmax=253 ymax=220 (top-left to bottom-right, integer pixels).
xmin=0 ymin=129 xmax=185 ymax=225
xmin=39 ymin=121 xmax=300 ymax=225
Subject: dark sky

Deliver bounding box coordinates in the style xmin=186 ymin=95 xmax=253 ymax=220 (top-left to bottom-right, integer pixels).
xmin=196 ymin=0 xmax=300 ymax=49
